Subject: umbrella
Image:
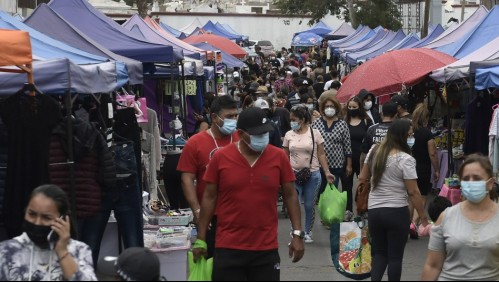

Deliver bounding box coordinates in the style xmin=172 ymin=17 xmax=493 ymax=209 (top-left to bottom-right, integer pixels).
xmin=337 ymin=48 xmax=456 ymax=103
xmin=183 ymin=33 xmax=247 ymax=59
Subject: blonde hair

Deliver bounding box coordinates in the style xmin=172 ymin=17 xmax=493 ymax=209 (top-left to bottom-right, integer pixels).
xmin=411 ymin=103 xmax=429 ymax=131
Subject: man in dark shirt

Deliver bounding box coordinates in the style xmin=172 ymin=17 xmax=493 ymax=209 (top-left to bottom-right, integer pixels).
xmin=391 ymin=94 xmax=412 ymax=120
xmin=361 ymin=102 xmax=398 ymax=156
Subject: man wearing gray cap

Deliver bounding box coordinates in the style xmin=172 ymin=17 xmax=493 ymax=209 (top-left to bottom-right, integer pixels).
xmin=194 ymin=107 xmax=304 ymax=281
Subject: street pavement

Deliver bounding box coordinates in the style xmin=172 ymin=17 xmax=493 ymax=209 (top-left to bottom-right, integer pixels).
xmin=276 ymin=204 xmax=430 ymax=281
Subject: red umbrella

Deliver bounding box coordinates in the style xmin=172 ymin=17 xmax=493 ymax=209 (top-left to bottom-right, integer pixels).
xmin=183 ymin=33 xmax=248 ymax=59
xmin=337 ymin=48 xmax=456 ymax=103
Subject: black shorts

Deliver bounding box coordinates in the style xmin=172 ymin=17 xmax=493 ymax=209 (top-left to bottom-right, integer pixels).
xmin=213 ymin=248 xmax=280 ymax=281
xmin=417 ymin=172 xmax=432 ymax=196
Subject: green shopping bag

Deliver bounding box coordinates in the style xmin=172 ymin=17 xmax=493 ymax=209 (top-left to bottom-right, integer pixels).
xmin=188 ymin=251 xmax=213 ymax=281
xmin=318 ymin=184 xmax=347 ymax=225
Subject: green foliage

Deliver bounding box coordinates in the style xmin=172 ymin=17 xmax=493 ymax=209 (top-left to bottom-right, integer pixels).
xmin=274 ymin=0 xmax=348 ymax=26
xmin=356 ymin=0 xmax=402 ymax=31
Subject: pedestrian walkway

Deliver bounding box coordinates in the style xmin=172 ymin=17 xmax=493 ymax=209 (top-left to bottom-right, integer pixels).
xmin=277 ymin=209 xmax=430 ymax=281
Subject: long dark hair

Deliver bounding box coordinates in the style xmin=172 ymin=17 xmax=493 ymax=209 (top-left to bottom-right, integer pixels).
xmin=345 ymin=96 xmax=368 ymax=123
xmin=30 ymin=184 xmax=77 ymax=238
xmin=458 ymin=154 xmax=498 ymax=202
xmin=371 ymin=119 xmax=412 ymax=189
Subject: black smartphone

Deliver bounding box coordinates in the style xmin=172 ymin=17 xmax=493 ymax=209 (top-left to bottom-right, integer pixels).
xmin=47 ymin=215 xmax=65 ymax=248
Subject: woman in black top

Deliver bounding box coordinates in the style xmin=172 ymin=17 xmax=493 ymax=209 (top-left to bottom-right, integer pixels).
xmin=342 ymin=96 xmax=372 ymax=214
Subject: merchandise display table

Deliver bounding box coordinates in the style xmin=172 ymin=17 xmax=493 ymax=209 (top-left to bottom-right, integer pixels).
xmin=438 ymin=184 xmax=462 ymax=205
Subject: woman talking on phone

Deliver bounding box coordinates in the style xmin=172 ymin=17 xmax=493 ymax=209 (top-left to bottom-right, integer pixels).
xmin=0 ymin=184 xmax=97 ymax=281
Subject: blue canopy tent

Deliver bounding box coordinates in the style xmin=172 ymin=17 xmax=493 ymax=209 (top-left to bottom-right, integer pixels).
xmin=476 ymin=65 xmax=499 ymax=89
xmin=202 ymin=20 xmax=242 ymax=41
xmin=389 ymin=33 xmax=420 ymax=50
xmin=402 ymin=24 xmax=444 ymax=49
xmin=329 ymin=26 xmax=375 ymax=55
xmin=48 ymin=0 xmax=178 ymax=63
xmin=294 ymin=21 xmax=333 ymax=37
xmin=346 ymin=29 xmax=406 ymax=65
xmin=191 ymin=42 xmax=245 ymax=69
xmin=339 ymin=28 xmax=388 ymax=59
xmin=291 ymin=32 xmax=323 ymax=47
xmin=159 ymin=22 xmax=184 ymax=38
xmin=218 ymin=23 xmax=249 ymax=41
xmin=436 ymin=5 xmax=499 ymax=59
xmin=122 ymin=14 xmax=202 ymax=60
xmin=325 ymin=22 xmax=355 ymax=40
xmin=24 ymin=4 xmax=143 ymax=85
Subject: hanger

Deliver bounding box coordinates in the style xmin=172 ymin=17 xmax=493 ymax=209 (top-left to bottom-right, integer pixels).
xmin=20 ymin=83 xmax=43 ymax=96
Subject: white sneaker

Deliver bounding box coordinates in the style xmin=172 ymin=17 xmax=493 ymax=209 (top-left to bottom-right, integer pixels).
xmin=304 ymin=233 xmax=314 ymax=243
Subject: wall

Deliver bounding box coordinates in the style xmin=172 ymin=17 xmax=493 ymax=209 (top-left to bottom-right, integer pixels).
xmin=0 ymin=0 xmax=17 ymax=14
xmin=152 ymin=12 xmax=344 ymax=49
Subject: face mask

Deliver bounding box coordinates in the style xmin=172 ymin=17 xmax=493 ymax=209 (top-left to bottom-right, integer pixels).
xmin=364 ymin=101 xmax=373 ymax=110
xmin=461 ymin=180 xmax=489 ymax=203
xmin=265 ymin=83 xmax=271 ymax=88
xmin=218 ymin=116 xmax=237 ymax=135
xmin=245 ymin=132 xmax=269 ymax=152
xmin=23 ymin=220 xmax=52 ymax=249
xmin=348 ymin=109 xmax=360 ymax=117
xmin=407 ymin=137 xmax=415 ymax=148
xmin=291 ymin=121 xmax=300 ymax=131
xmin=324 ymin=108 xmax=336 ymax=117
xmin=306 ymin=104 xmax=314 ymax=111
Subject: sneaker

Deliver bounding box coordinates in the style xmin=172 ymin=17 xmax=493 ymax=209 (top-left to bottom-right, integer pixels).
xmin=304 ymin=233 xmax=314 ymax=243
xmin=409 ymin=223 xmax=419 ymax=240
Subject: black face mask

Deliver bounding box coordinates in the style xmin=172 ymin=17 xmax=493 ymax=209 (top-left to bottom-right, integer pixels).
xmin=23 ymin=220 xmax=52 ymax=249
xmin=348 ymin=109 xmax=361 ymax=117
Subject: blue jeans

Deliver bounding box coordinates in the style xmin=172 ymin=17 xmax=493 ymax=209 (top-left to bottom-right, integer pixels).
xmin=295 ymin=170 xmax=321 ymax=234
xmin=78 ymin=141 xmax=144 ymax=266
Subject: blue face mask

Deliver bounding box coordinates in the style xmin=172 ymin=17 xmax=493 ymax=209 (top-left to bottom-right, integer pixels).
xmin=291 ymin=121 xmax=300 ymax=131
xmin=461 ymin=180 xmax=489 ymax=203
xmin=407 ymin=137 xmax=415 ymax=148
xmin=245 ymin=132 xmax=269 ymax=152
xmin=218 ymin=116 xmax=237 ymax=135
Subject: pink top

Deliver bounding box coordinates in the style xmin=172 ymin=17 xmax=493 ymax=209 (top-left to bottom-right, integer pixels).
xmin=283 ymin=127 xmax=324 ymax=172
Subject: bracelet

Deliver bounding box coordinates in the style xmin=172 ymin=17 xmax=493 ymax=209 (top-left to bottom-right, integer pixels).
xmin=58 ymin=252 xmax=71 ymax=262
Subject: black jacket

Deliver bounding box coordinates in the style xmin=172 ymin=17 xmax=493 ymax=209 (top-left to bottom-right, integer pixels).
xmin=357 ymin=90 xmax=381 ymax=124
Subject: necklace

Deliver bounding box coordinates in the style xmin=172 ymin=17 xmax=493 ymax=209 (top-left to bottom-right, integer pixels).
xmin=209 ymin=128 xmax=232 ymax=149
xmin=237 ymin=142 xmax=263 ymax=167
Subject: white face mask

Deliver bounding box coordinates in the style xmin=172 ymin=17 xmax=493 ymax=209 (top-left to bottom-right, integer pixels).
xmin=364 ymin=101 xmax=373 ymax=110
xmin=324 ymin=108 xmax=336 ymax=117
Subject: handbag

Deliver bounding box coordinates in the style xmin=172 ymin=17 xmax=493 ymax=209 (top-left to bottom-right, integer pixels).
xmin=295 ymin=128 xmax=315 ymax=186
xmin=330 ymin=217 xmax=371 ymax=280
xmin=354 ymin=145 xmax=378 ymax=214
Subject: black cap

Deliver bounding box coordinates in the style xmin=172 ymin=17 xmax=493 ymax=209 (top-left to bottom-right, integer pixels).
xmin=115 ymin=247 xmax=161 ymax=281
xmin=248 ymin=82 xmax=260 ymax=92
xmin=390 ymin=94 xmax=409 ymax=108
xmin=237 ymin=107 xmax=274 ymax=135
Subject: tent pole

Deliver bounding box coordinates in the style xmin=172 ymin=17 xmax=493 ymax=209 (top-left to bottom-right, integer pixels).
xmin=180 ymin=62 xmax=187 ymax=139
xmin=445 ymin=84 xmax=453 ymax=177
xmin=170 ymin=62 xmax=176 ymax=150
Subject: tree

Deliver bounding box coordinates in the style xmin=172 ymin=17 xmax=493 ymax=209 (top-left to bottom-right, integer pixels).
xmin=274 ymin=0 xmax=402 ymax=31
xmin=422 ymin=0 xmax=431 ymax=38
xmin=118 ymin=0 xmax=150 ymax=17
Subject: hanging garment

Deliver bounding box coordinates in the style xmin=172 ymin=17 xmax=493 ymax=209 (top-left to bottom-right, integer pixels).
xmin=488 ymin=107 xmax=499 ymax=173
xmin=139 ymin=108 xmax=161 ymax=200
xmin=463 ymin=95 xmax=492 ymax=156
xmin=185 ymin=80 xmax=197 ymax=96
xmin=0 ymin=93 xmax=62 ymax=238
xmin=49 ymin=118 xmax=116 ymax=218
xmin=0 ymin=117 xmax=8 ymax=241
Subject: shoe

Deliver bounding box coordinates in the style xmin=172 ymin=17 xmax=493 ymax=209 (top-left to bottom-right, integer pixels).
xmin=304 ymin=233 xmax=314 ymax=243
xmin=409 ymin=223 xmax=419 ymax=240
xmin=343 ymin=210 xmax=354 ymax=222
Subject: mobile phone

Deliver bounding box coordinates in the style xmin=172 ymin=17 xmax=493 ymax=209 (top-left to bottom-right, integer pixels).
xmin=47 ymin=215 xmax=65 ymax=248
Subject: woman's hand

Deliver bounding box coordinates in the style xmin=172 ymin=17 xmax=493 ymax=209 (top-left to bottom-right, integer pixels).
xmin=52 ymin=215 xmax=71 ymax=256
xmin=433 ymin=170 xmax=440 ymax=183
xmin=346 ymin=164 xmax=352 ymax=177
xmin=325 ymin=173 xmax=335 ymax=184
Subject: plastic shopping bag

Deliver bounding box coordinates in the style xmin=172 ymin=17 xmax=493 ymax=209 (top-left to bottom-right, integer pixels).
xmin=330 ymin=217 xmax=371 ymax=280
xmin=188 ymin=251 xmax=213 ymax=281
xmin=318 ymin=184 xmax=347 ymax=225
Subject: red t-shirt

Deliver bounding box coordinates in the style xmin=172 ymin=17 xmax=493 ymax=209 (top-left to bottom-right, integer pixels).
xmin=177 ymin=130 xmax=239 ymax=201
xmin=203 ymin=143 xmax=296 ymax=251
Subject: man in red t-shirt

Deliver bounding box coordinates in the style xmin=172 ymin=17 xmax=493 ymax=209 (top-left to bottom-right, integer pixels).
xmin=177 ymin=95 xmax=239 ymax=258
xmin=193 ymin=107 xmax=305 ymax=281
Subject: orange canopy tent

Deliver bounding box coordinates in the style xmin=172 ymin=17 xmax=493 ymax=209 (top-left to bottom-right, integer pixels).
xmin=183 ymin=33 xmax=248 ymax=59
xmin=0 ymin=29 xmax=34 ymax=92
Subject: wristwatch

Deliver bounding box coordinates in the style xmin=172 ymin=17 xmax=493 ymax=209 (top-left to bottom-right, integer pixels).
xmin=290 ymin=230 xmax=305 ymax=239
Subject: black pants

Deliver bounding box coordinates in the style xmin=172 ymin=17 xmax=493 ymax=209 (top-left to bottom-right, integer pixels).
xmin=368 ymin=207 xmax=410 ymax=281
xmin=163 ymin=153 xmax=189 ymax=210
xmin=213 ymin=248 xmax=280 ymax=281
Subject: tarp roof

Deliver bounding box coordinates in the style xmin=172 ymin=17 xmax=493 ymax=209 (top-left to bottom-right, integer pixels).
xmin=0 ymin=29 xmax=32 ymax=67
xmin=437 ymin=6 xmax=499 ymax=59
xmin=184 ymin=34 xmax=247 ymax=59
xmin=471 ymin=58 xmax=499 ymax=73
xmin=159 ymin=21 xmax=183 ymax=38
xmin=347 ymin=29 xmax=406 ymax=65
xmin=328 ymin=22 xmax=355 ymax=38
xmin=329 ymin=26 xmax=375 ymax=54
xmin=144 ymin=16 xmax=207 ymax=60
xmin=339 ymin=27 xmax=387 ymax=56
xmin=48 ymin=0 xmax=177 ymax=63
xmin=389 ymin=33 xmax=420 ymax=50
xmin=475 ymin=65 xmax=499 ymax=90
xmin=403 ymin=24 xmax=444 ymax=49
xmin=295 ymin=21 xmax=333 ymax=37
xmin=329 ymin=25 xmax=366 ymax=46
xmin=24 ymin=4 xmax=143 ymax=85
xmin=180 ymin=18 xmax=203 ymax=35
xmin=424 ymin=6 xmax=489 ymax=49
xmin=218 ymin=23 xmax=248 ymax=41
xmin=430 ymin=36 xmax=499 ymax=83
xmin=202 ymin=20 xmax=242 ymax=41
xmin=0 ymin=59 xmax=125 ymax=95
xmin=291 ymin=32 xmax=323 ymax=47
xmin=122 ymin=14 xmax=200 ymax=59
xmin=191 ymin=42 xmax=245 ymax=69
